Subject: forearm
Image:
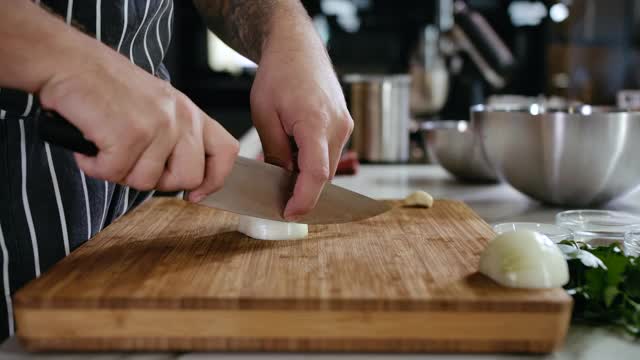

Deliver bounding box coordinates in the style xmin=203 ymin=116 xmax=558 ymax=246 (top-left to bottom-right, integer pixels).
xmin=193 ymin=0 xmax=321 ymax=63
xmin=0 ymin=0 xmax=102 ymax=93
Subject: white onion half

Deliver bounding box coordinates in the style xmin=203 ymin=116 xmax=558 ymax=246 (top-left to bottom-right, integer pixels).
xmin=479 ymin=230 xmax=569 ymax=288
xmin=237 ymin=215 xmax=308 ymax=241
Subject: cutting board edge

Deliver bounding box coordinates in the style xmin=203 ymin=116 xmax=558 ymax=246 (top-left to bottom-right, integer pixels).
xmin=17 ymin=337 xmax=566 ymax=354
xmin=15 ymin=306 xmax=572 ymax=353
xmin=13 ymin=292 xmax=573 ymax=312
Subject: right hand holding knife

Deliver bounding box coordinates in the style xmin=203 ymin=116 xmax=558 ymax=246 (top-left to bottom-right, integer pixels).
xmin=38 ymin=45 xmax=239 ymax=203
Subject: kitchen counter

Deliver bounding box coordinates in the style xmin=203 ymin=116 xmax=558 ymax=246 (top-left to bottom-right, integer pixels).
xmin=2 ymin=162 xmax=640 ymax=359
xmin=335 ymin=165 xmax=640 ymax=223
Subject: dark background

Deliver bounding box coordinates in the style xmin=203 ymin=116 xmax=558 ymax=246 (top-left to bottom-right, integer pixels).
xmin=164 ymin=0 xmax=640 ymax=139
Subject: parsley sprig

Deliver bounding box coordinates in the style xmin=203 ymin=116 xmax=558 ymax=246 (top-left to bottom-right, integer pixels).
xmin=558 ymin=240 xmax=640 ymax=336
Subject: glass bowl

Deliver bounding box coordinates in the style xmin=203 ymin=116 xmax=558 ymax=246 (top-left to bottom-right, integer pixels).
xmin=556 ymin=210 xmax=640 ymax=245
xmin=624 ymin=228 xmax=640 ymax=257
xmin=493 ymin=222 xmax=573 ymax=243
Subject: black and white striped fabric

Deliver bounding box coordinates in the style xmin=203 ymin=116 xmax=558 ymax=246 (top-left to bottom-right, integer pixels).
xmin=0 ymin=0 xmax=174 ymax=341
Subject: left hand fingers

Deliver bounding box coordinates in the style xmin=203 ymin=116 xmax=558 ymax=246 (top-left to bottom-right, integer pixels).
xmin=251 ymin=99 xmax=295 ymax=172
xmin=327 ymin=112 xmax=354 ymax=178
xmin=187 ymin=113 xmax=240 ymax=202
xmin=283 ymin=111 xmax=353 ymax=220
xmin=283 ymin=121 xmax=330 ymax=221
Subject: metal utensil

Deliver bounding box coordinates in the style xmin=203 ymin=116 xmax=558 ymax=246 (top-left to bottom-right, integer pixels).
xmin=37 ymin=110 xmax=391 ymax=224
xmin=196 ymin=156 xmax=390 ymax=224
xmin=420 ymin=120 xmax=498 ymax=183
xmin=475 ymin=105 xmax=640 ymax=206
xmin=344 ymin=74 xmax=411 ymax=163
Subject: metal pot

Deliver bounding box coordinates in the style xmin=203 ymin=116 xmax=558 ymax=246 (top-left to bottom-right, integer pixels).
xmin=420 ymin=120 xmax=499 ymax=183
xmin=344 ymin=74 xmax=411 ymax=163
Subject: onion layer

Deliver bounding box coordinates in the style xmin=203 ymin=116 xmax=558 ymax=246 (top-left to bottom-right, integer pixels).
xmin=237 ymin=215 xmax=308 ymax=240
xmin=479 ymin=230 xmax=569 ymax=288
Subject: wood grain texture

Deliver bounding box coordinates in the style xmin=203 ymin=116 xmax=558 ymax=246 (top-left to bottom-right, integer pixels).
xmin=14 ymin=198 xmax=572 ymax=353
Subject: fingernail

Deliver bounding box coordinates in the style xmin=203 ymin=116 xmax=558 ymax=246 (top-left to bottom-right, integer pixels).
xmin=283 ymin=207 xmax=300 ymax=222
xmin=189 ymin=192 xmax=205 ymax=203
xmin=285 ymin=214 xmax=301 ymax=222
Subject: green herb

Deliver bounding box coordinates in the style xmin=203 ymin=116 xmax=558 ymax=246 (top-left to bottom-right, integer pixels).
xmin=558 ymin=240 xmax=640 ymax=336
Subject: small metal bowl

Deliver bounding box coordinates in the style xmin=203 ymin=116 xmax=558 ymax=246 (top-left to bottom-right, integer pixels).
xmin=420 ymin=120 xmax=499 ymax=183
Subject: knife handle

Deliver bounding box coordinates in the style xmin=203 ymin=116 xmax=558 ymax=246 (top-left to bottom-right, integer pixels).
xmin=37 ymin=109 xmax=99 ymax=156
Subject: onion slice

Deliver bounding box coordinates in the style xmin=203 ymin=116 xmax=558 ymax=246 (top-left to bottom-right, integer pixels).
xmin=479 ymin=230 xmax=569 ymax=288
xmin=237 ymin=215 xmax=308 ymax=241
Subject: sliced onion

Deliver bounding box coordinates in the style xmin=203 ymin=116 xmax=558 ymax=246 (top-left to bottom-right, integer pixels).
xmin=237 ymin=215 xmax=308 ymax=241
xmin=479 ymin=230 xmax=569 ymax=288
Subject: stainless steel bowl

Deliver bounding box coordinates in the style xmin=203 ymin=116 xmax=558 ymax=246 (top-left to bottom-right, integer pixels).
xmin=474 ymin=105 xmax=640 ymax=206
xmin=421 ymin=120 xmax=499 ymax=183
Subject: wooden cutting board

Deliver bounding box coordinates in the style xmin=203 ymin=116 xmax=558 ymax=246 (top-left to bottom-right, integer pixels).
xmin=14 ymin=198 xmax=572 ymax=353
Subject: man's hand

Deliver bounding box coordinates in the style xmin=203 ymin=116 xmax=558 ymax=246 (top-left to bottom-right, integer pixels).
xmin=0 ymin=0 xmax=239 ymax=202
xmin=251 ymin=23 xmax=353 ymax=220
xmin=194 ymin=0 xmax=354 ymax=220
xmin=40 ymin=45 xmax=239 ymax=202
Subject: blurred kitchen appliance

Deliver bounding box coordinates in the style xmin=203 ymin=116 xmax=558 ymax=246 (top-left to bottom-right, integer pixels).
xmin=545 ymin=0 xmax=640 ymax=105
xmin=617 ymin=90 xmax=640 ymax=110
xmin=340 ymin=1 xmax=515 ymax=164
xmin=410 ymin=25 xmax=449 ymax=115
xmin=410 ymin=1 xmax=515 ymax=116
xmin=171 ymin=0 xmax=640 ymax=144
xmin=344 ymin=74 xmax=411 ymax=163
xmin=168 ymin=1 xmax=521 ymax=144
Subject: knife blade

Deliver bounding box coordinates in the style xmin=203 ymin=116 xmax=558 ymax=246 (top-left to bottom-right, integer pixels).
xmin=37 ymin=110 xmax=390 ymax=224
xmin=196 ymin=156 xmax=390 ymax=224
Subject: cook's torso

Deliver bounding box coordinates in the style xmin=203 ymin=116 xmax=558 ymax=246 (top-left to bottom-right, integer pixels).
xmin=0 ymin=0 xmax=175 ymax=341
xmin=0 ymin=0 xmax=174 ymax=117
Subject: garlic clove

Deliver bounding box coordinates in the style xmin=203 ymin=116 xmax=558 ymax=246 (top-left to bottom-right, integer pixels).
xmin=402 ymin=191 xmax=434 ymax=208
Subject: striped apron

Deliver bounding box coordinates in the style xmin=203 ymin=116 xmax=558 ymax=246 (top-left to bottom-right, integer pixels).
xmin=0 ymin=0 xmax=175 ymax=340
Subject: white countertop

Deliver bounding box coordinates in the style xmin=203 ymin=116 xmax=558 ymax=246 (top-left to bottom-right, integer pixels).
xmin=2 ymin=161 xmax=639 ymax=359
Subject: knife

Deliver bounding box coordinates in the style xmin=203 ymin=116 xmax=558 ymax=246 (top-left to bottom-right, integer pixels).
xmin=36 ymin=109 xmax=390 ymax=224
